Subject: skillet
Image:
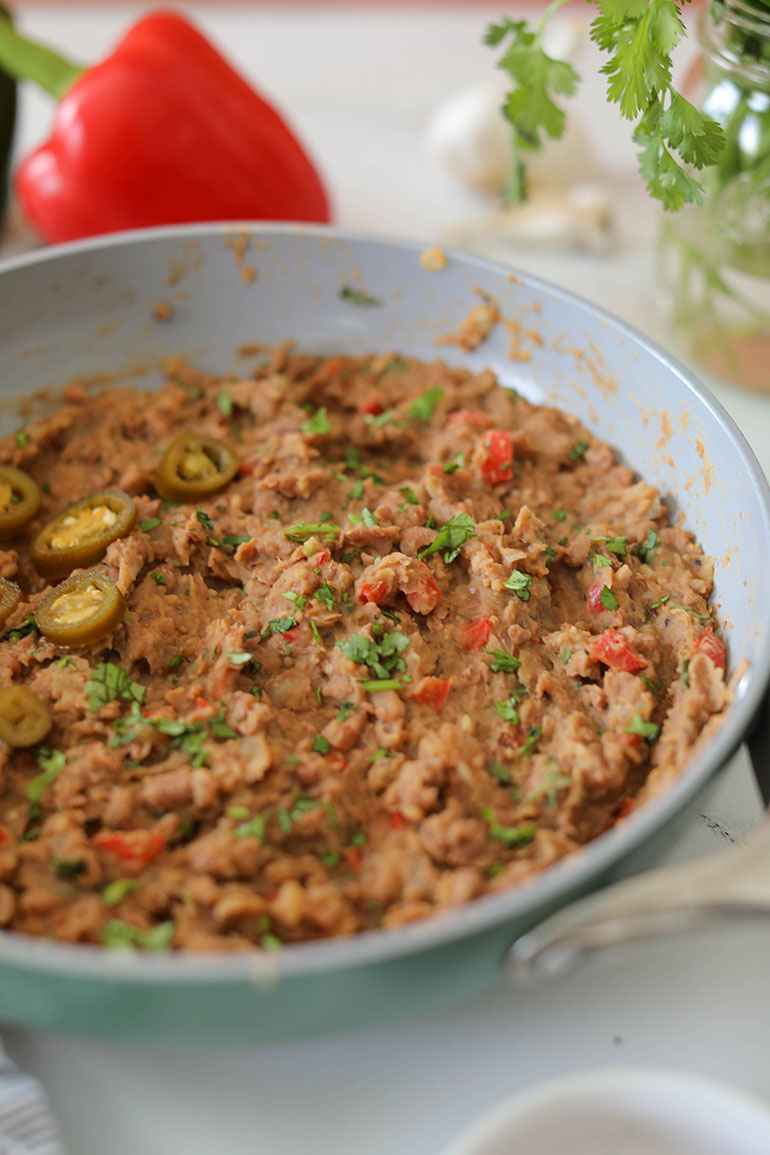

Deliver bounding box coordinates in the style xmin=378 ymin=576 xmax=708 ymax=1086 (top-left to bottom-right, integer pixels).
xmin=0 ymin=223 xmax=768 ymax=1043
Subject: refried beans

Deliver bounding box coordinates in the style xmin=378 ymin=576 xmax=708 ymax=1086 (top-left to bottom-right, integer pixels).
xmin=0 ymin=347 xmax=728 ymax=952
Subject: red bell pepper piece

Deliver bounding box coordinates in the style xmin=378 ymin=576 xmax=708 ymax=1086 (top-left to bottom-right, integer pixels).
xmin=0 ymin=10 xmax=330 ymax=244
xmin=389 ymin=811 xmax=407 ymax=830
xmin=479 ymin=431 xmax=514 ymax=484
xmin=359 ymin=580 xmax=389 ymax=605
xmin=588 ymin=582 xmax=611 ymax=614
xmin=411 ymin=676 xmax=451 ymax=710
xmin=94 ymin=828 xmax=165 ymax=866
xmin=461 ymin=615 xmax=492 ymax=651
xmin=589 ymin=628 xmax=646 ymax=673
xmin=693 ymin=626 xmax=726 ymax=670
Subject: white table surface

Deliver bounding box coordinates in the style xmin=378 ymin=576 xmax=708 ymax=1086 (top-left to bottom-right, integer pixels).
xmin=2 ymin=6 xmax=770 ymax=1154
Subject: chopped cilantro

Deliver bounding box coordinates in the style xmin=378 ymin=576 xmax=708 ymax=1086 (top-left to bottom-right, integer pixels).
xmin=480 ymin=807 xmax=537 ymax=848
xmin=517 ymin=726 xmax=542 ymax=757
xmin=600 ymin=586 xmax=619 ymax=611
xmin=301 ymin=407 xmax=331 ymax=435
xmin=267 ymin=616 xmax=297 ymax=636
xmin=418 ymin=512 xmax=476 ymax=564
xmin=312 ymin=734 xmax=331 ymax=755
xmin=101 ymin=879 xmax=137 ymax=907
xmin=139 ymin=518 xmax=162 ymax=532
xmin=625 ymin=714 xmax=661 ymax=743
xmin=648 ymin=594 xmax=670 ymax=612
xmin=550 ymin=509 xmax=568 ymax=522
xmin=349 ymin=830 xmax=367 ymax=847
xmin=222 ymin=534 xmax=251 ymax=550
xmin=86 ymin=663 xmax=146 ymax=711
xmin=443 ymin=453 xmax=465 ymax=474
xmin=27 ymin=747 xmax=66 ymax=807
xmin=569 ymin=438 xmax=589 ymax=460
xmin=14 ymin=427 xmax=28 ymax=448
xmin=634 ymin=528 xmax=660 ymax=565
xmin=494 ymin=697 xmax=520 ymax=724
xmin=314 ymin=582 xmax=336 ymax=612
xmin=57 ymin=656 xmax=74 ymax=669
xmin=485 ymin=648 xmax=521 ymax=674
xmin=340 ymin=285 xmax=382 ymax=307
xmin=217 ymin=390 xmax=234 ymax=417
xmin=52 ymin=857 xmax=86 ymax=879
xmin=337 ymin=629 xmax=410 ymax=680
xmin=284 ymin=522 xmax=340 ymax=543
xmin=336 ymin=701 xmax=355 ymax=722
xmin=168 ymin=654 xmax=189 ymax=670
xmin=605 ymin=536 xmax=628 ymax=557
xmin=360 ymin=507 xmax=379 ymax=528
xmin=100 ymin=919 xmax=175 ymax=952
xmin=504 ymin=570 xmax=533 ymax=601
xmin=488 ymin=760 xmax=513 ymax=784
xmin=591 ymin=553 xmax=613 ymax=568
xmin=408 ymin=387 xmax=444 ymax=422
xmin=150 ymin=571 xmax=166 ymax=586
xmin=227 ymin=651 xmax=254 ymax=667
xmin=283 ymin=591 xmax=308 ymax=611
xmin=670 ymin=602 xmax=710 ymax=624
xmin=399 ymin=487 xmax=418 ymax=506
xmin=233 ymin=814 xmax=267 ymax=841
xmin=277 ymin=808 xmax=293 ymax=834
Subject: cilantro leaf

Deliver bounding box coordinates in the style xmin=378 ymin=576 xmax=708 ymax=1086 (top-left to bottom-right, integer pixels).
xmin=408 ymin=388 xmax=444 ymax=422
xmin=600 ymin=586 xmax=619 ymax=611
xmin=480 ymin=806 xmax=537 ymax=848
xmin=503 ymin=569 xmax=533 ymax=601
xmin=86 ymin=663 xmax=146 ymax=712
xmin=625 ymin=713 xmax=661 ymax=742
xmin=419 ymin=513 xmax=476 ymax=564
xmin=301 ymin=407 xmax=331 ymax=435
xmin=485 ymin=648 xmax=521 ymax=674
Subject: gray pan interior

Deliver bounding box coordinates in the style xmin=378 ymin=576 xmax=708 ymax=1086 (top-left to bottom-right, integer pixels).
xmin=0 ymin=223 xmax=768 ymax=1044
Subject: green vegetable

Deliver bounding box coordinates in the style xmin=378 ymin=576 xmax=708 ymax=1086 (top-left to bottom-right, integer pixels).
xmin=340 ymin=284 xmax=382 ymax=306
xmin=139 ymin=517 xmax=162 ymax=532
xmin=418 ymin=512 xmax=476 ymax=564
xmin=284 ymin=521 xmax=340 ymax=543
xmin=517 ymin=725 xmax=542 ymax=757
xmin=480 ymin=806 xmax=537 ymax=847
xmin=314 ymin=581 xmax=336 ymax=611
xmin=301 ymin=406 xmax=331 ymax=435
xmin=283 ymin=591 xmax=308 ymax=611
xmin=52 ymin=857 xmax=85 ymax=879
xmin=266 ymin=616 xmax=298 ymax=635
xmin=504 ymin=569 xmax=533 ymax=601
xmin=232 ymin=814 xmax=267 ymax=841
xmin=337 ymin=628 xmax=410 ymax=680
xmin=568 ymin=438 xmax=589 ymax=460
xmin=26 ymin=748 xmax=65 ymax=803
xmin=149 ymin=571 xmax=166 ymax=586
xmin=625 ymin=713 xmax=661 ymax=742
xmin=486 ymin=648 xmax=521 ymax=674
xmin=85 ymin=663 xmax=146 ymax=711
xmin=101 ymin=879 xmax=137 ymax=907
xmin=486 ymin=1 xmax=725 ymax=211
xmin=100 ymin=919 xmax=175 ymax=952
xmin=217 ymin=389 xmax=234 ymax=417
xmin=635 ymin=528 xmax=660 ymax=564
xmin=312 ymin=734 xmax=331 ymax=755
xmin=494 ymin=696 xmax=520 ymax=724
xmin=600 ymin=586 xmax=619 ymax=611
xmin=408 ymin=387 xmax=444 ymax=422
xmin=360 ymin=507 xmax=379 ymax=527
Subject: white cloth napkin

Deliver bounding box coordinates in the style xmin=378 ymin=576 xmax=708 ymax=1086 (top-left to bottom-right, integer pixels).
xmin=0 ymin=1048 xmax=66 ymax=1155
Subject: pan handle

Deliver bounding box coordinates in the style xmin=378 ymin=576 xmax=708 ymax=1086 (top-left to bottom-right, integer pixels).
xmin=506 ymin=815 xmax=770 ymax=986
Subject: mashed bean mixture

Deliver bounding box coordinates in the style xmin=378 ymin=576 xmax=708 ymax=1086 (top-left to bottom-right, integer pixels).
xmin=0 ymin=349 xmax=727 ymax=951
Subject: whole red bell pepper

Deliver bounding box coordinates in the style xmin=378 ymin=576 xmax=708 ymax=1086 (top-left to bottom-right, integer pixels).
xmin=0 ymin=9 xmax=331 ymax=243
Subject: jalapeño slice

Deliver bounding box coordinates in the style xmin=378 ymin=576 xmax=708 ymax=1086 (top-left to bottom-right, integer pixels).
xmin=155 ymin=434 xmax=239 ymax=501
xmin=36 ymin=571 xmax=126 ymax=647
xmin=31 ymin=490 xmax=136 ymax=579
xmin=0 ymin=464 xmax=41 ymax=539
xmin=0 ymin=685 xmax=52 ymax=747
xmin=0 ymin=578 xmax=20 ymax=629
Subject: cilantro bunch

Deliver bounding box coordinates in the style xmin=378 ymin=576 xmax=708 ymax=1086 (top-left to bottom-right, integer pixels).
xmin=487 ymin=0 xmax=726 ymax=210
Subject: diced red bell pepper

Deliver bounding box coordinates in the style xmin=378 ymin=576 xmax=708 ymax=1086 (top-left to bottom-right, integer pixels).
xmin=589 ymin=628 xmax=646 ymax=673
xmin=461 ymin=615 xmax=491 ymax=651
xmin=343 ymin=846 xmax=363 ymax=872
xmin=359 ymin=580 xmax=389 ymax=605
xmin=94 ymin=829 xmax=165 ymax=866
xmin=479 ymin=430 xmax=513 ymax=484
xmin=238 ymin=462 xmax=255 ymax=477
xmin=411 ymin=676 xmax=451 ymax=710
xmin=312 ymin=550 xmax=331 ymax=567
xmin=693 ymin=626 xmax=726 ymax=670
xmin=360 ymin=396 xmax=384 ymax=416
xmin=389 ymin=811 xmax=407 ymax=830
xmin=405 ymin=572 xmax=442 ymax=614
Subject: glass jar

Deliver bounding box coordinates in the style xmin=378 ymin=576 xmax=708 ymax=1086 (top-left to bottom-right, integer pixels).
xmin=658 ymin=0 xmax=770 ymax=392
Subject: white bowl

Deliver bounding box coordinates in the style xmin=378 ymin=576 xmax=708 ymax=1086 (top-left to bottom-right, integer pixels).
xmin=441 ymin=1067 xmax=770 ymax=1155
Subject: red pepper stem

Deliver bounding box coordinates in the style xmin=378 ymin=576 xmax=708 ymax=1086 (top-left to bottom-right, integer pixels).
xmin=0 ymin=17 xmax=84 ymax=100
